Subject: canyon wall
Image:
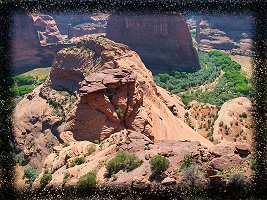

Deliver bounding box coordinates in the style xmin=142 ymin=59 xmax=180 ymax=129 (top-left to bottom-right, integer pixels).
xmin=107 ymin=14 xmax=200 ymax=74
xmin=13 ymin=14 xmax=43 ymax=72
xmin=196 ymin=15 xmax=253 ymax=55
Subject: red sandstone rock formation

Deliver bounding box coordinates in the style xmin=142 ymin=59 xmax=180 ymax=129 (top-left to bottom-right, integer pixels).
xmin=13 ymin=14 xmax=43 ymax=72
xmin=70 ymin=14 xmax=109 ymax=37
xmin=32 ymin=14 xmax=63 ymax=45
xmin=196 ymin=15 xmax=253 ymax=55
xmin=13 ymin=36 xmax=212 ymax=170
xmin=106 ymin=13 xmax=200 ymax=74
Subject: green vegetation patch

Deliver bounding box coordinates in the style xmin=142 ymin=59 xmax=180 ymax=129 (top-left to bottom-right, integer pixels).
xmin=155 ymin=50 xmax=251 ymax=106
xmin=105 ymin=150 xmax=142 ymax=177
xmin=77 ymin=172 xmax=96 ymax=190
xmin=70 ymin=157 xmax=86 ymax=167
xmin=11 ymin=69 xmax=49 ymax=98
xmin=149 ymin=155 xmax=170 ymax=174
xmin=154 ymin=51 xmax=222 ymax=94
xmin=23 ymin=165 xmax=37 ymax=186
xmin=40 ymin=170 xmax=52 ymax=188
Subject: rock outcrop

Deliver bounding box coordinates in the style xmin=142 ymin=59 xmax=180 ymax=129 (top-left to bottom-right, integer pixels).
xmin=32 ymin=129 xmax=251 ymax=189
xmin=213 ymin=97 xmax=253 ymax=143
xmin=52 ymin=14 xmax=109 ymax=36
xmin=196 ymin=15 xmax=253 ymax=55
xmin=69 ymin=14 xmax=109 ymax=37
xmin=32 ymin=14 xmax=64 ymax=45
xmin=13 ymin=13 xmax=66 ymax=72
xmin=13 ymin=36 xmax=212 ymax=171
xmin=106 ymin=13 xmax=200 ymax=74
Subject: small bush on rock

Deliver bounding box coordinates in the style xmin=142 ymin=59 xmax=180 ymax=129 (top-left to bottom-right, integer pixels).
xmin=23 ymin=166 xmax=37 ymax=186
xmin=181 ymin=155 xmax=193 ymax=170
xmin=40 ymin=170 xmax=52 ymax=188
xmin=70 ymin=156 xmax=86 ymax=167
xmin=77 ymin=172 xmax=96 ymax=190
xmin=87 ymin=144 xmax=96 ymax=155
xmin=149 ymin=155 xmax=170 ymax=174
xmin=105 ymin=150 xmax=142 ymax=177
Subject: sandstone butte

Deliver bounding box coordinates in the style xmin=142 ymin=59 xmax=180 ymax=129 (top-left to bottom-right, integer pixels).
xmin=106 ymin=13 xmax=200 ymax=74
xmin=13 ymin=36 xmax=213 ymax=171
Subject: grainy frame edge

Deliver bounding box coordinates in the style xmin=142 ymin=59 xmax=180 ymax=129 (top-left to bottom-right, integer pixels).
xmin=0 ymin=0 xmax=266 ymax=199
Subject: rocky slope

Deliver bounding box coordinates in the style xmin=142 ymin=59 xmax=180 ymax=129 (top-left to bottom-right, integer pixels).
xmin=195 ymin=15 xmax=253 ymax=56
xmin=107 ymin=13 xmax=200 ymax=74
xmin=184 ymin=97 xmax=253 ymax=145
xmin=13 ymin=36 xmax=212 ymax=172
xmin=32 ymin=130 xmax=251 ymax=189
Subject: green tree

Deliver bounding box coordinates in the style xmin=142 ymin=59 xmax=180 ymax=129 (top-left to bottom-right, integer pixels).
xmin=149 ymin=155 xmax=170 ymax=174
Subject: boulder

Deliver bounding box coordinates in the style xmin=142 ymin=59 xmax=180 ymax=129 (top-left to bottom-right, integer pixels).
xmin=161 ymin=177 xmax=176 ymax=185
xmin=210 ymin=154 xmax=242 ymax=171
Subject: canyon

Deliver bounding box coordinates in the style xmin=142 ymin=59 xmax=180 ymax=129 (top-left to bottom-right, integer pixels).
xmin=13 ymin=37 xmax=252 ymax=189
xmin=13 ymin=13 xmax=200 ymax=74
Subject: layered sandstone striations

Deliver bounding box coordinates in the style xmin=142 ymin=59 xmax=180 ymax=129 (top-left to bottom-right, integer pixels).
xmin=196 ymin=15 xmax=253 ymax=55
xmin=52 ymin=14 xmax=109 ymax=36
xmin=14 ymin=36 xmax=212 ymax=170
xmin=107 ymin=14 xmax=200 ymax=74
xmin=70 ymin=14 xmax=109 ymax=37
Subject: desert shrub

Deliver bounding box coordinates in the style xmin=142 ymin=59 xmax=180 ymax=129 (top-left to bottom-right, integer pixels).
xmin=150 ymin=155 xmax=170 ymax=174
xmin=15 ymin=152 xmax=25 ymax=164
xmin=62 ymin=143 xmax=70 ymax=148
xmin=87 ymin=144 xmax=96 ymax=155
xmin=77 ymin=172 xmax=96 ymax=190
xmin=64 ymin=172 xmax=70 ymax=180
xmin=106 ymin=150 xmax=142 ymax=177
xmin=181 ymin=165 xmax=207 ymax=189
xmin=115 ymin=108 xmax=124 ymax=119
xmin=45 ymin=141 xmax=54 ymax=149
xmin=93 ymin=140 xmax=100 ymax=144
xmin=24 ymin=166 xmax=37 ymax=186
xmin=181 ymin=155 xmax=193 ymax=170
xmin=227 ymin=173 xmax=248 ymax=192
xmin=241 ymin=112 xmax=248 ymax=118
xmin=70 ymin=157 xmax=86 ymax=167
xmin=40 ymin=171 xmax=52 ymax=187
xmin=63 ymin=171 xmax=70 ymax=185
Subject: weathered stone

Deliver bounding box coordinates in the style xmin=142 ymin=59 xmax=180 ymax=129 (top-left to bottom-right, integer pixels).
xmin=210 ymin=154 xmax=242 ymax=171
xmin=161 ymin=177 xmax=176 ymax=185
xmin=107 ymin=14 xmax=200 ymax=74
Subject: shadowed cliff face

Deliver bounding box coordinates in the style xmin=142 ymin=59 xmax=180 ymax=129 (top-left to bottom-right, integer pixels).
xmin=13 ymin=14 xmax=43 ymax=72
xmin=106 ymin=14 xmax=200 ymax=74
